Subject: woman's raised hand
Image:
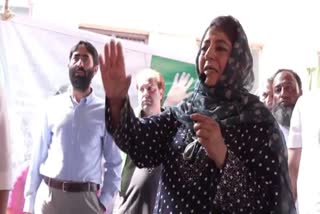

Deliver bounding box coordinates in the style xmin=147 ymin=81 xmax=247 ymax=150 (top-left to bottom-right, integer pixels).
xmin=99 ymin=40 xmax=131 ymax=103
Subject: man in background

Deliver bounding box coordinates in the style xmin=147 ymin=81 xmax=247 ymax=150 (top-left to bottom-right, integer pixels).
xmin=271 ymin=69 xmax=302 ymax=142
xmin=116 ymin=69 xmax=193 ymax=213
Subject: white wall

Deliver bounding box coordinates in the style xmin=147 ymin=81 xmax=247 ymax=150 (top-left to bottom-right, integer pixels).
xmin=28 ymin=0 xmax=320 ymax=91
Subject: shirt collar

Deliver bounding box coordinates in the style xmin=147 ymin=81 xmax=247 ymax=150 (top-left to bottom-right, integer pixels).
xmin=69 ymin=87 xmax=95 ymax=106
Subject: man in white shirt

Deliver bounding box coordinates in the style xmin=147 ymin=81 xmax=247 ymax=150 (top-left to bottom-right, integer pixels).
xmin=271 ymin=69 xmax=302 ymax=142
xmin=0 ymin=85 xmax=12 ymax=213
xmin=288 ymin=89 xmax=320 ymax=213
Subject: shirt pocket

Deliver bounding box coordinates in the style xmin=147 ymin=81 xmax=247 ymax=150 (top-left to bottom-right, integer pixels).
xmin=79 ymin=123 xmax=104 ymax=150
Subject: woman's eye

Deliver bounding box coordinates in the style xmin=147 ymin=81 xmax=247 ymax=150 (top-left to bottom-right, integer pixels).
xmin=200 ymin=46 xmax=208 ymax=52
xmin=216 ymin=46 xmax=228 ymax=52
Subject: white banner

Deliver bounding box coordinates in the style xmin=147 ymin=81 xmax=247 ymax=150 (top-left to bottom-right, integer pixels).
xmin=0 ymin=16 xmax=153 ymax=176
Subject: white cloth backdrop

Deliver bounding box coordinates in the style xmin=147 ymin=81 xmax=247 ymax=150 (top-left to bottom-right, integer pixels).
xmin=0 ymin=16 xmax=153 ymax=177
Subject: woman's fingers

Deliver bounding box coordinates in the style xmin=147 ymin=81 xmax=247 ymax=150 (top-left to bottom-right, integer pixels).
xmin=192 ymin=113 xmax=222 ymax=144
xmin=109 ymin=39 xmax=116 ymax=69
xmin=191 ymin=113 xmax=211 ymax=123
xmin=116 ymin=42 xmax=125 ymax=76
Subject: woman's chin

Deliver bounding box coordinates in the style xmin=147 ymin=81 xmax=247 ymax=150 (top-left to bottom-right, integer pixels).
xmin=204 ymin=79 xmax=218 ymax=87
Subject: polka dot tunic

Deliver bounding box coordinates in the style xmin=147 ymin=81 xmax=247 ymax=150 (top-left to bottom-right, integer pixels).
xmin=105 ymin=99 xmax=295 ymax=213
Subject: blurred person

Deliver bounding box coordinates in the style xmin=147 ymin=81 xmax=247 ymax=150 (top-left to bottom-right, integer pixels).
xmin=7 ymin=85 xmax=69 ymax=214
xmin=100 ymin=16 xmax=295 ymax=213
xmin=287 ymin=89 xmax=320 ymax=213
xmin=23 ymin=41 xmax=122 ymax=214
xmin=260 ymin=77 xmax=273 ymax=110
xmin=0 ymin=85 xmax=12 ymax=214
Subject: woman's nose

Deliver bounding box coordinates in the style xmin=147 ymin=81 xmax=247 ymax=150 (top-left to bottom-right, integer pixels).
xmin=205 ymin=46 xmax=216 ymax=60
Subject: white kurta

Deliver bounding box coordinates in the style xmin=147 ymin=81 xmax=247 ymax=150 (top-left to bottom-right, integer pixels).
xmin=288 ymin=89 xmax=320 ymax=213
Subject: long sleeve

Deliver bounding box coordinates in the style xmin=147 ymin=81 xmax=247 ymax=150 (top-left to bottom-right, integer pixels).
xmin=213 ymin=123 xmax=295 ymax=213
xmin=23 ymin=108 xmax=51 ymax=213
xmin=99 ymin=131 xmax=122 ymax=209
xmin=105 ymin=97 xmax=178 ymax=169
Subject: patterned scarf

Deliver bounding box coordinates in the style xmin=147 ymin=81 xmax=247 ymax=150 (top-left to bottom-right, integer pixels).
xmin=172 ymin=16 xmax=274 ymax=129
xmin=171 ymin=16 xmax=276 ymax=161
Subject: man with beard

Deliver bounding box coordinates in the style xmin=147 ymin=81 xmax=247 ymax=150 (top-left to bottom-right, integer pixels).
xmin=271 ymin=69 xmax=302 ymax=142
xmin=23 ymin=41 xmax=122 ymax=214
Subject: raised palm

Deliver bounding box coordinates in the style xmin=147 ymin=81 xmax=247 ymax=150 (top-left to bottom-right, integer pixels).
xmin=99 ymin=40 xmax=131 ymax=102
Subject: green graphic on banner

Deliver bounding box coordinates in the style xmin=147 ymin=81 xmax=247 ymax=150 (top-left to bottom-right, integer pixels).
xmin=151 ymin=55 xmax=197 ymax=100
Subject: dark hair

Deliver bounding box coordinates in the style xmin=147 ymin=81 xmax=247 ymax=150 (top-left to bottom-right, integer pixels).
xmin=69 ymin=41 xmax=99 ymax=66
xmin=272 ymin=69 xmax=302 ymax=90
xmin=210 ymin=16 xmax=238 ymax=45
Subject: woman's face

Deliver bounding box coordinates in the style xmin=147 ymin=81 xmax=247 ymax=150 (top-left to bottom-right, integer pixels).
xmin=198 ymin=27 xmax=233 ymax=87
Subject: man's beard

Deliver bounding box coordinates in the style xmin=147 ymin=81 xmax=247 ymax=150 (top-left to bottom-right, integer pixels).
xmin=272 ymin=103 xmax=294 ymax=128
xmin=69 ymin=67 xmax=94 ymax=92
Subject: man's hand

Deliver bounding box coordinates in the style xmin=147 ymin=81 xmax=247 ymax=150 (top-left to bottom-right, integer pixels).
xmin=164 ymin=72 xmax=194 ymax=107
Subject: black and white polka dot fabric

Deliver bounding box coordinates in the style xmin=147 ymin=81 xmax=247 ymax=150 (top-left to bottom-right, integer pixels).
xmin=105 ymin=99 xmax=295 ymax=213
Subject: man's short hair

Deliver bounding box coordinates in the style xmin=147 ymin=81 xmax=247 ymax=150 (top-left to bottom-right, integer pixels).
xmin=69 ymin=41 xmax=99 ymax=66
xmin=272 ymin=69 xmax=302 ymax=91
xmin=135 ymin=68 xmax=165 ymax=92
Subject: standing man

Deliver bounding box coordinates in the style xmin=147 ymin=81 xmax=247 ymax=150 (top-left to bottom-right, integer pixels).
xmin=271 ymin=69 xmax=302 ymax=142
xmin=116 ymin=68 xmax=165 ymax=214
xmin=23 ymin=41 xmax=122 ymax=214
xmin=0 ymin=85 xmax=12 ymax=214
xmin=116 ymin=69 xmax=193 ymax=213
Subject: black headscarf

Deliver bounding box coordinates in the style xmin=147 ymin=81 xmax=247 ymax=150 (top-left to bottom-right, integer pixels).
xmin=172 ymin=16 xmax=274 ymax=128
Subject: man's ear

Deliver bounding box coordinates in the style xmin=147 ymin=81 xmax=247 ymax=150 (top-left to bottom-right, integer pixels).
xmin=160 ymin=88 xmax=165 ymax=101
